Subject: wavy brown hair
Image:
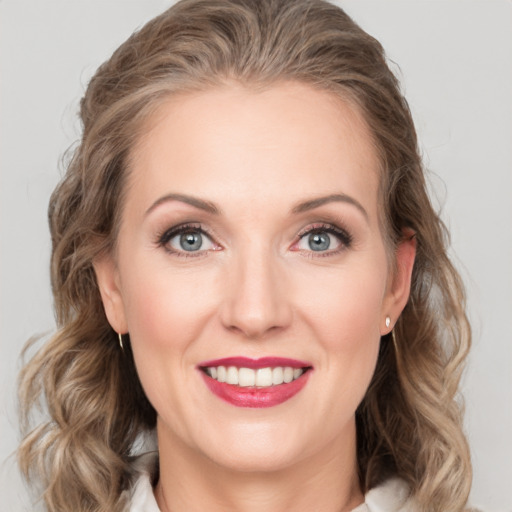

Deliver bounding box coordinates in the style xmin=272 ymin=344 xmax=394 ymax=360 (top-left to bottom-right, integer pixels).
xmin=18 ymin=0 xmax=472 ymax=511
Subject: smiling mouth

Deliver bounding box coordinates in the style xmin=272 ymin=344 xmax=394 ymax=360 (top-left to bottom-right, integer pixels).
xmin=197 ymin=357 xmax=313 ymax=408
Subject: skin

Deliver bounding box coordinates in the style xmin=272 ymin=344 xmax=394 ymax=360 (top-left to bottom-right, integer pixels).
xmin=95 ymin=82 xmax=416 ymax=512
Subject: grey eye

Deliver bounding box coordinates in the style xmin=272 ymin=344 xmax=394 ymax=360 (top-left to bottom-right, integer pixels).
xmin=294 ymin=222 xmax=352 ymax=256
xmin=162 ymin=226 xmax=216 ymax=255
xmin=307 ymin=232 xmax=331 ymax=251
xmin=179 ymin=232 xmax=203 ymax=251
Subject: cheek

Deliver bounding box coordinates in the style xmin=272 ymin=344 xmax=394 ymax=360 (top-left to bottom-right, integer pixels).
xmin=297 ymin=259 xmax=387 ymax=392
xmin=118 ymin=260 xmax=219 ymax=422
xmin=120 ymin=257 xmax=216 ymax=352
xmin=301 ymin=261 xmax=387 ymax=339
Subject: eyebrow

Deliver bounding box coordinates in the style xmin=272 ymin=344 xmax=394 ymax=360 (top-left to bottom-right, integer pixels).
xmin=145 ymin=192 xmax=368 ymax=220
xmin=291 ymin=193 xmax=368 ymax=220
xmin=145 ymin=193 xmax=220 ymax=216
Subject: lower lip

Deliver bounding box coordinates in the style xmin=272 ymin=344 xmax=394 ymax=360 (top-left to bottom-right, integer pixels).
xmin=200 ymin=371 xmax=311 ymax=408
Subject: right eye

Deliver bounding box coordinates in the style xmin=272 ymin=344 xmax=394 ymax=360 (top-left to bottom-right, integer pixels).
xmin=158 ymin=224 xmax=219 ymax=256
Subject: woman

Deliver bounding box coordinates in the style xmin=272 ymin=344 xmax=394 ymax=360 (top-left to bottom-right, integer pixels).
xmin=18 ymin=0 xmax=472 ymax=510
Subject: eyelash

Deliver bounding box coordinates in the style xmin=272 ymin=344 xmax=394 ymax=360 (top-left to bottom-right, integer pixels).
xmin=155 ymin=222 xmax=353 ymax=258
xmin=295 ymin=223 xmax=353 ymax=256
xmin=156 ymin=223 xmax=216 ymax=258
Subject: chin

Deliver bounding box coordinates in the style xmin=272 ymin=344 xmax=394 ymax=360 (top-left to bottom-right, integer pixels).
xmin=189 ymin=416 xmax=330 ymax=474
xmin=207 ymin=439 xmax=306 ymax=474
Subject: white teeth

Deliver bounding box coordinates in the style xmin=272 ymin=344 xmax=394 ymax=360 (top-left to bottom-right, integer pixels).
xmin=217 ymin=366 xmax=226 ymax=383
xmin=226 ymin=366 xmax=238 ymax=385
xmin=272 ymin=367 xmax=284 ymax=385
xmin=204 ymin=365 xmax=306 ymax=387
xmin=256 ymin=367 xmax=273 ymax=387
xmin=205 ymin=367 xmax=218 ymax=379
xmin=238 ymin=368 xmax=256 ymax=387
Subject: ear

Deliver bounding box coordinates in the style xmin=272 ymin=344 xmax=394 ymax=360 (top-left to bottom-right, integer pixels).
xmin=381 ymin=229 xmax=416 ymax=335
xmin=93 ymin=253 xmax=128 ymax=334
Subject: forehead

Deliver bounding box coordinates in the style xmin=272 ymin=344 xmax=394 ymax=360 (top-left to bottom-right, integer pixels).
xmin=127 ymin=82 xmax=381 ymax=220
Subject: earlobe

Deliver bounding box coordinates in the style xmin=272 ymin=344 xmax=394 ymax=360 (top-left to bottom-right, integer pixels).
xmin=382 ymin=229 xmax=416 ymax=334
xmin=93 ymin=254 xmax=128 ymax=334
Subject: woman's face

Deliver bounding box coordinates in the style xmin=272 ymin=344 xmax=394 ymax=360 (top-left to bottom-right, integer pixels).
xmin=96 ymin=82 xmax=414 ymax=472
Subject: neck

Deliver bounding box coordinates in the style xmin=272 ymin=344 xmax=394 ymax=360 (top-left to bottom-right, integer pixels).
xmin=154 ymin=420 xmax=363 ymax=512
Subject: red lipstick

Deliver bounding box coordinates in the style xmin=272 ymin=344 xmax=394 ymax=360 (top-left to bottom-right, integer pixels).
xmin=198 ymin=357 xmax=312 ymax=408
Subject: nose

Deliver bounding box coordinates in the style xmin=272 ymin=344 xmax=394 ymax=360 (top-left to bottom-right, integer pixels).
xmin=219 ymin=246 xmax=293 ymax=340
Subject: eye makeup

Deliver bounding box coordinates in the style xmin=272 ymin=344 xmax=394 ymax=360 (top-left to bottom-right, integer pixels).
xmin=295 ymin=222 xmax=353 ymax=253
xmin=155 ymin=222 xmax=220 ymax=257
xmin=153 ymin=217 xmax=355 ymax=260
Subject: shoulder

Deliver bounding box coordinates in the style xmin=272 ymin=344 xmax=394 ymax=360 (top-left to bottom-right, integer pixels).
xmin=351 ymin=478 xmax=418 ymax=512
xmin=358 ymin=479 xmax=483 ymax=512
xmin=124 ymin=452 xmax=160 ymax=512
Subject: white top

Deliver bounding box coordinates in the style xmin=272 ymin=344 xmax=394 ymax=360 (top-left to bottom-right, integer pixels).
xmin=127 ymin=453 xmax=417 ymax=512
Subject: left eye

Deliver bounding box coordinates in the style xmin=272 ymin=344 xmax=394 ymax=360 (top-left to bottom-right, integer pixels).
xmin=166 ymin=229 xmax=215 ymax=253
xmin=296 ymin=230 xmax=343 ymax=252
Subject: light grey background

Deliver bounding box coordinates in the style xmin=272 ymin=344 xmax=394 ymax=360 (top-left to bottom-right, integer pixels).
xmin=1 ymin=1 xmax=511 ymax=510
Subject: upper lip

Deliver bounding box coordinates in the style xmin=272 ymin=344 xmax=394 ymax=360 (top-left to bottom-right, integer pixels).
xmin=197 ymin=356 xmax=312 ymax=370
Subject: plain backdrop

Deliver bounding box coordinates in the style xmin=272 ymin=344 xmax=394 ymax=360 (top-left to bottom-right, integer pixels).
xmin=1 ymin=1 xmax=511 ymax=510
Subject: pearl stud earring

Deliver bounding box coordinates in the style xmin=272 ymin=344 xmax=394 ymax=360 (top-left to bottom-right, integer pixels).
xmin=385 ymin=316 xmax=391 ymax=328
